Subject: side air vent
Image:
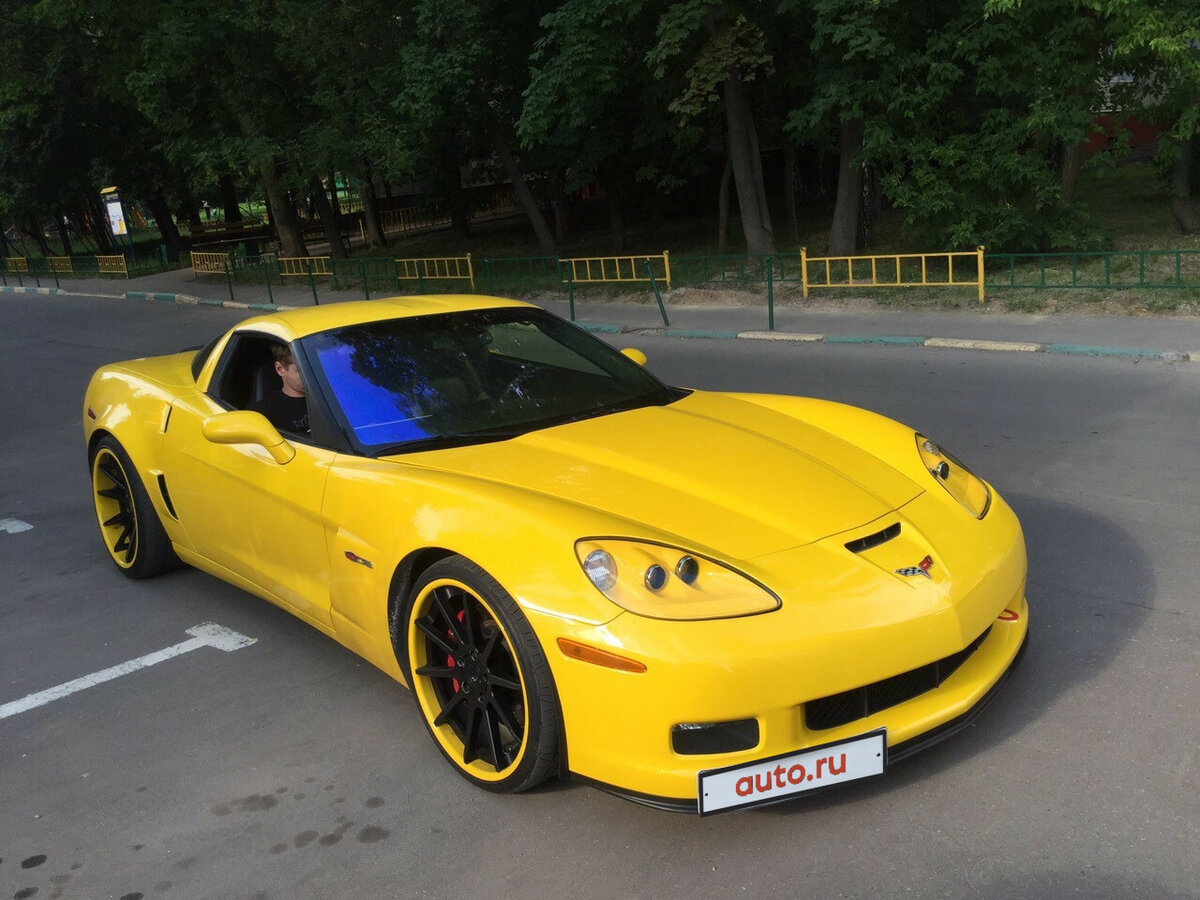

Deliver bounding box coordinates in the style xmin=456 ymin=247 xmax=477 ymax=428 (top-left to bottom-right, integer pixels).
xmin=157 ymin=474 xmax=179 ymax=520
xmin=844 ymin=522 xmax=901 ymax=554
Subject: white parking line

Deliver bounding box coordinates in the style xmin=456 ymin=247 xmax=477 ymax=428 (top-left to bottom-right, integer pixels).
xmin=0 ymin=623 xmax=256 ymax=720
xmin=1 ymin=517 xmax=33 ymax=534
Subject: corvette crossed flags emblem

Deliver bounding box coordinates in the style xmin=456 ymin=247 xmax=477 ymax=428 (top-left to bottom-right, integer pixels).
xmin=895 ymin=555 xmax=934 ymax=578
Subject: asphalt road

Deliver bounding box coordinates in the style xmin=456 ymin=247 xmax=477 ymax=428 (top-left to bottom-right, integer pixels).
xmin=2 ymin=293 xmax=1197 ymax=900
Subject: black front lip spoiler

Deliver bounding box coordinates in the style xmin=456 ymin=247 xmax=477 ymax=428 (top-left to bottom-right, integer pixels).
xmin=578 ymin=632 xmax=1029 ymax=814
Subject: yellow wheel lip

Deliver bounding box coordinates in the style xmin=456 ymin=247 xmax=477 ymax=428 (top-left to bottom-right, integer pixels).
xmin=408 ymin=576 xmax=532 ymax=783
xmin=92 ymin=446 xmax=138 ymax=570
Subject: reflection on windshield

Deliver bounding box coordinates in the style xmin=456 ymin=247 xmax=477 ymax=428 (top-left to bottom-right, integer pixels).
xmin=305 ymin=308 xmax=675 ymax=454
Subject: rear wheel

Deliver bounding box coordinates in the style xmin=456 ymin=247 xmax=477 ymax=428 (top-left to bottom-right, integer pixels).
xmin=90 ymin=436 xmax=177 ymax=578
xmin=404 ymin=556 xmax=560 ymax=793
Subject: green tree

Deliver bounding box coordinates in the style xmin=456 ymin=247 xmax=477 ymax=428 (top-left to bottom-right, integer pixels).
xmin=1099 ymin=0 xmax=1200 ymax=231
xmin=520 ymin=0 xmax=706 ymax=251
xmin=649 ymin=0 xmax=777 ymax=255
xmin=392 ymin=0 xmax=560 ymax=255
xmin=859 ymin=1 xmax=1113 ymax=250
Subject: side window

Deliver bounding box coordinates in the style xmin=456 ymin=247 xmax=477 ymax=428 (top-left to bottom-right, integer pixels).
xmin=209 ymin=334 xmax=283 ymax=411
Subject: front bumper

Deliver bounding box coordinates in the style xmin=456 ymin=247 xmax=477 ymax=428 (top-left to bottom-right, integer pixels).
xmin=533 ymin=489 xmax=1030 ymax=807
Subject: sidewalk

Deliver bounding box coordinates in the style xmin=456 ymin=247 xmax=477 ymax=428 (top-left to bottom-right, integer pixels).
xmin=4 ymin=266 xmax=1200 ymax=362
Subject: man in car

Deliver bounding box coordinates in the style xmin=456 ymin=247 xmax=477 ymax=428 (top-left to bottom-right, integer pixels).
xmin=252 ymin=344 xmax=310 ymax=435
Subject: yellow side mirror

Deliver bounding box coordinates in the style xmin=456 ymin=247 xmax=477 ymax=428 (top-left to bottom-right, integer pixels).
xmin=620 ymin=348 xmax=648 ymax=366
xmin=202 ymin=410 xmax=295 ymax=464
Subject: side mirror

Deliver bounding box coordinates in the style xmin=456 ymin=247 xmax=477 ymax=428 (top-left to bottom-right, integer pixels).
xmin=202 ymin=410 xmax=295 ymax=464
xmin=620 ymin=348 xmax=648 ymax=366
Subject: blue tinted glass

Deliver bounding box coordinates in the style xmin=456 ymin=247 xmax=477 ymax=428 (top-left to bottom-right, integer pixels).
xmin=316 ymin=341 xmax=434 ymax=445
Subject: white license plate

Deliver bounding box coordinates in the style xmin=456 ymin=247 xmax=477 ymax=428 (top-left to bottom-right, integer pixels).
xmin=697 ymin=729 xmax=887 ymax=815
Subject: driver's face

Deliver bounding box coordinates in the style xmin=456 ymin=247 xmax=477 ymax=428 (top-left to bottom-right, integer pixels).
xmin=276 ymin=359 xmax=307 ymax=397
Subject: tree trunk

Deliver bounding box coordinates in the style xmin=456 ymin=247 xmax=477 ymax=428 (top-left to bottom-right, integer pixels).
xmin=486 ymin=117 xmax=557 ymax=257
xmin=309 ymin=175 xmax=347 ymax=258
xmin=328 ymin=171 xmax=342 ymax=219
xmin=441 ymin=128 xmax=470 ymax=237
xmin=723 ymin=76 xmax=775 ymax=256
xmin=220 ymin=174 xmax=243 ymax=223
xmin=262 ymin=162 xmax=307 ymax=257
xmin=551 ymin=172 xmax=575 ymax=245
xmin=26 ymin=215 xmax=51 ymax=256
xmin=359 ymin=159 xmax=388 ymax=249
xmin=717 ymin=154 xmax=733 ymax=255
xmin=178 ymin=192 xmax=202 ymax=229
xmin=857 ymin=165 xmax=880 ymax=250
xmin=0 ymin=222 xmax=10 ymax=258
xmin=55 ymin=212 xmax=74 ymax=256
xmin=85 ymin=192 xmax=115 ymax=254
xmin=148 ymin=192 xmax=184 ymax=254
xmin=1060 ymin=142 xmax=1086 ymax=205
xmin=1169 ymin=133 xmax=1200 ymax=234
xmin=606 ymin=182 xmax=625 ymax=252
xmin=783 ymin=142 xmax=799 ymax=246
xmin=829 ymin=118 xmax=864 ymax=256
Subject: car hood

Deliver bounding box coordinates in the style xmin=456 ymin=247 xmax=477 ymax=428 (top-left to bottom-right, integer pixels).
xmin=399 ymin=390 xmax=924 ymax=559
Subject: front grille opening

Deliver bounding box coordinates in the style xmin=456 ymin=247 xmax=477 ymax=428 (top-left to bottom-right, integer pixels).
xmin=845 ymin=522 xmax=901 ymax=554
xmin=672 ymin=718 xmax=759 ymax=755
xmin=805 ymin=626 xmax=993 ymax=731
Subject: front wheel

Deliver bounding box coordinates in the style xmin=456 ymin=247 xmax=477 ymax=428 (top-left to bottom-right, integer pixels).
xmin=404 ymin=556 xmax=561 ymax=793
xmin=90 ymin=436 xmax=177 ymax=579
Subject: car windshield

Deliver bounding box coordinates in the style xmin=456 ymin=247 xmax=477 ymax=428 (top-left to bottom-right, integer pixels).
xmin=303 ymin=307 xmax=678 ymax=455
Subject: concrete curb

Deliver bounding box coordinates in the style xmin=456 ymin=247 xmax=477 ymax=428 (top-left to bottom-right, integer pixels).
xmin=123 ymin=290 xmax=298 ymax=312
xmin=1 ymin=285 xmax=64 ymax=295
xmin=574 ymin=321 xmax=1196 ymax=362
xmin=5 ymin=283 xmax=1195 ymax=363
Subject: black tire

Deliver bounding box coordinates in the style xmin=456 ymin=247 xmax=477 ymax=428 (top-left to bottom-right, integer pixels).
xmin=90 ymin=435 xmax=178 ymax=579
xmin=403 ymin=556 xmax=561 ymax=793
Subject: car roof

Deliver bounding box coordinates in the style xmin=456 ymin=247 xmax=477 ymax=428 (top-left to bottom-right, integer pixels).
xmin=235 ymin=294 xmax=536 ymax=341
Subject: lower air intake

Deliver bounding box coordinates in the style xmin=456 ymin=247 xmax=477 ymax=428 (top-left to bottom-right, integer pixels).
xmin=805 ymin=627 xmax=993 ymax=731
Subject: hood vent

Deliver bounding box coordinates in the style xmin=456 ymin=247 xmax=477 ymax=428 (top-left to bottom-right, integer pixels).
xmin=845 ymin=522 xmax=901 ymax=554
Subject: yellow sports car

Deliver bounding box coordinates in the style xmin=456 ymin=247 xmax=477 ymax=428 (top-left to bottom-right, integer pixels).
xmin=84 ymin=295 xmax=1027 ymax=814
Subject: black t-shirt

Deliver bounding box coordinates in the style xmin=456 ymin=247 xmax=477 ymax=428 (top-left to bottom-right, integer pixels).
xmin=252 ymin=391 xmax=310 ymax=435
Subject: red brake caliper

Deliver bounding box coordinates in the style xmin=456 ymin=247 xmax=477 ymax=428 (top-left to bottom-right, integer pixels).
xmin=448 ymin=608 xmax=467 ymax=693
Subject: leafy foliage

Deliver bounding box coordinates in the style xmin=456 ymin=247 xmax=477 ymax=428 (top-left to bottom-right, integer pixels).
xmin=1 ymin=0 xmax=1198 ymax=252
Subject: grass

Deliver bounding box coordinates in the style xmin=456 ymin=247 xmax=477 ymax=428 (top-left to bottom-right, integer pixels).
xmin=1079 ymin=161 xmax=1200 ymax=252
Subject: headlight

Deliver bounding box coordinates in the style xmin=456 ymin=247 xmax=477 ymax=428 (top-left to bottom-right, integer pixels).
xmin=916 ymin=435 xmax=991 ymax=518
xmin=575 ymin=539 xmax=780 ymax=620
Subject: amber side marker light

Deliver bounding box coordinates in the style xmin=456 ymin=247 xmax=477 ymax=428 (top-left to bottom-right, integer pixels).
xmin=87 ymin=407 xmax=97 ymax=420
xmin=557 ymin=638 xmax=647 ymax=673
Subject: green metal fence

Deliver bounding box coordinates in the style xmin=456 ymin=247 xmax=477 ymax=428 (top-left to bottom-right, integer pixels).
xmin=11 ymin=245 xmax=1200 ymax=327
xmin=986 ymin=250 xmax=1200 ymax=290
xmin=477 ymin=256 xmax=562 ymax=294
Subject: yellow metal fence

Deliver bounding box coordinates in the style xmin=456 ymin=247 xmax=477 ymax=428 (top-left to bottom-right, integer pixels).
xmin=97 ymin=255 xmax=129 ymax=277
xmin=396 ymin=255 xmax=474 ymax=288
xmin=279 ymin=256 xmax=334 ymax=277
xmin=190 ymin=251 xmax=231 ymax=275
xmin=561 ymin=252 xmax=671 ymax=289
xmin=801 ymin=246 xmax=985 ymax=304
xmin=6 ymin=255 xmax=128 ymax=277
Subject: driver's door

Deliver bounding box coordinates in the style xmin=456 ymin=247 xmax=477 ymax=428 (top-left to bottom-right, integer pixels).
xmin=160 ymin=332 xmax=335 ymax=628
xmin=162 ymin=400 xmax=335 ymax=628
